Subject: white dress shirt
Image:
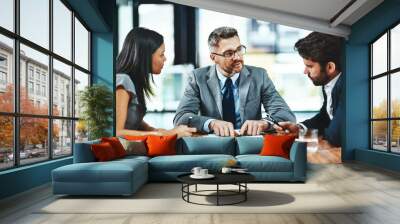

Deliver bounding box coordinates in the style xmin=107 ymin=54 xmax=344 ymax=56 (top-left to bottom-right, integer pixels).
xmin=324 ymin=73 xmax=341 ymax=119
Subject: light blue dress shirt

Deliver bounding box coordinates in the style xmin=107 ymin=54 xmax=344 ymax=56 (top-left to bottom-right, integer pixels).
xmin=203 ymin=66 xmax=241 ymax=132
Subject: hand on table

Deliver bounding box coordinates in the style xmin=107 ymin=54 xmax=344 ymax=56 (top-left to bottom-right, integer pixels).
xmin=161 ymin=125 xmax=197 ymax=138
xmin=239 ymin=120 xmax=269 ymax=136
xmin=273 ymin=121 xmax=299 ymax=135
xmin=209 ymin=120 xmax=236 ymax=137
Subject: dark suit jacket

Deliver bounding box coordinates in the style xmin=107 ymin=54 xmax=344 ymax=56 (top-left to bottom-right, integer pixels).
xmin=302 ymin=75 xmax=343 ymax=147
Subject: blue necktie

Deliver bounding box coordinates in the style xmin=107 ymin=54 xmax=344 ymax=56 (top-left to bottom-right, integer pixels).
xmin=222 ymin=78 xmax=236 ymax=126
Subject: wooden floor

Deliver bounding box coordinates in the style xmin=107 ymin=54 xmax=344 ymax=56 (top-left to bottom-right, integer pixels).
xmin=307 ymin=139 xmax=342 ymax=164
xmin=1 ymin=162 xmax=400 ymax=224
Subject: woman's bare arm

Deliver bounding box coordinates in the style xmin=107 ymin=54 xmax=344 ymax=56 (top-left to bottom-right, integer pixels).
xmin=116 ymin=88 xmax=196 ymax=138
xmin=139 ymin=121 xmax=157 ymax=131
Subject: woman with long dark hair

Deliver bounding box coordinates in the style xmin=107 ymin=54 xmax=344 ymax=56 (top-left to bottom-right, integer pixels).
xmin=116 ymin=27 xmax=196 ymax=137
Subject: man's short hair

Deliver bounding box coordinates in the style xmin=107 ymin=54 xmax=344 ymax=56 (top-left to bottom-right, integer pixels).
xmin=294 ymin=32 xmax=344 ymax=72
xmin=208 ymin=27 xmax=238 ymax=50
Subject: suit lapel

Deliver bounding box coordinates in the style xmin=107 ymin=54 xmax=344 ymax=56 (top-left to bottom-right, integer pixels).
xmin=331 ymin=74 xmax=343 ymax=114
xmin=238 ymin=66 xmax=251 ymax=122
xmin=207 ymin=65 xmax=223 ymax=118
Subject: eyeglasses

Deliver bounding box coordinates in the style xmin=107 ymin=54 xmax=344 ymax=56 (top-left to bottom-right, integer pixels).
xmin=212 ymin=45 xmax=246 ymax=59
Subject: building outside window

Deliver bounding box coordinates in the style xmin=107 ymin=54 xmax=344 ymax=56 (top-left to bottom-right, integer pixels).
xmin=0 ymin=71 xmax=7 ymax=87
xmin=0 ymin=55 xmax=8 ymax=89
xmin=35 ymin=83 xmax=40 ymax=95
xmin=28 ymin=67 xmax=34 ymax=80
xmin=0 ymin=55 xmax=7 ymax=67
xmin=28 ymin=81 xmax=34 ymax=94
xmin=35 ymin=70 xmax=40 ymax=81
xmin=370 ymin=23 xmax=400 ymax=153
xmin=41 ymin=85 xmax=46 ymax=97
xmin=41 ymin=73 xmax=46 ymax=83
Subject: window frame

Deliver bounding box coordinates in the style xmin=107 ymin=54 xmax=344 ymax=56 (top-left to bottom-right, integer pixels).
xmin=370 ymin=19 xmax=400 ymax=154
xmin=0 ymin=0 xmax=92 ymax=171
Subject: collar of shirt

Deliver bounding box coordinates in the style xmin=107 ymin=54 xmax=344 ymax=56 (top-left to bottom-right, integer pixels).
xmin=324 ymin=72 xmax=341 ymax=93
xmin=216 ymin=65 xmax=240 ymax=88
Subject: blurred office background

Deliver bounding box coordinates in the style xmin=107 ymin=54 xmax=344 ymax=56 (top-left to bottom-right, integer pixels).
xmin=118 ymin=1 xmax=321 ymax=130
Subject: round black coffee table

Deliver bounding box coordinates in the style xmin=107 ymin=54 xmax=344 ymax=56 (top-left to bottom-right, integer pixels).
xmin=177 ymin=173 xmax=255 ymax=206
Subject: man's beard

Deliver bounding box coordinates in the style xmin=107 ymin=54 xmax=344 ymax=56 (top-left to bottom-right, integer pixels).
xmin=309 ymin=69 xmax=330 ymax=86
xmin=225 ymin=60 xmax=243 ymax=74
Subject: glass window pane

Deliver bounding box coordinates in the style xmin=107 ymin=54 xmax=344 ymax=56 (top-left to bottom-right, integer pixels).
xmin=53 ymin=0 xmax=72 ymax=60
xmin=391 ymin=72 xmax=400 ymax=118
xmin=391 ymin=24 xmax=400 ymax=70
xmin=0 ymin=0 xmax=14 ymax=31
xmin=53 ymin=59 xmax=72 ymax=117
xmin=372 ymin=77 xmax=387 ymax=119
xmin=0 ymin=35 xmax=14 ymax=113
xmin=118 ymin=1 xmax=133 ymax=52
xmin=20 ymin=44 xmax=49 ymax=115
xmin=74 ymin=18 xmax=89 ymax=70
xmin=53 ymin=119 xmax=72 ymax=158
xmin=391 ymin=120 xmax=400 ymax=153
xmin=198 ymin=9 xmax=248 ymax=67
xmin=20 ymin=0 xmax=49 ymax=49
xmin=75 ymin=120 xmax=88 ymax=143
xmin=0 ymin=116 xmax=14 ymax=170
xmin=74 ymin=69 xmax=89 ymax=118
xmin=139 ymin=4 xmax=174 ymax=66
xmin=20 ymin=117 xmax=49 ymax=165
xmin=372 ymin=33 xmax=387 ymax=76
xmin=372 ymin=121 xmax=388 ymax=151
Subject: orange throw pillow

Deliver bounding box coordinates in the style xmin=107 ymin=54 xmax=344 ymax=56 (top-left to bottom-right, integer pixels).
xmin=124 ymin=135 xmax=148 ymax=141
xmin=146 ymin=135 xmax=177 ymax=157
xmin=91 ymin=142 xmax=117 ymax=161
xmin=101 ymin=137 xmax=127 ymax=158
xmin=260 ymin=134 xmax=296 ymax=159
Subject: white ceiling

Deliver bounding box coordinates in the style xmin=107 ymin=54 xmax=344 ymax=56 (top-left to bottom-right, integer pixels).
xmin=224 ymin=0 xmax=352 ymax=22
xmin=165 ymin=0 xmax=384 ymax=37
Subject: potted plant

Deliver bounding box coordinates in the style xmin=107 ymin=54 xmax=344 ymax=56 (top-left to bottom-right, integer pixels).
xmin=79 ymin=84 xmax=113 ymax=140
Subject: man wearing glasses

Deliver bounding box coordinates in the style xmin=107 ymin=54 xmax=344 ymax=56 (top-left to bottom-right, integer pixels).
xmin=174 ymin=26 xmax=295 ymax=137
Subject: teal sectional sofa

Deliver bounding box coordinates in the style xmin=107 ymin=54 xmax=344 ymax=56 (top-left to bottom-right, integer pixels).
xmin=52 ymin=136 xmax=307 ymax=196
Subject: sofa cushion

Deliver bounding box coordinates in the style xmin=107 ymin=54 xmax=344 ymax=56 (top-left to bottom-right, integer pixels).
xmin=177 ymin=137 xmax=236 ymax=155
xmin=52 ymin=158 xmax=147 ymax=183
xmin=74 ymin=140 xmax=100 ymax=163
xmin=236 ymin=155 xmax=293 ymax=172
xmin=236 ymin=136 xmax=263 ymax=155
xmin=115 ymin=155 xmax=150 ymax=164
xmin=148 ymin=154 xmax=235 ymax=172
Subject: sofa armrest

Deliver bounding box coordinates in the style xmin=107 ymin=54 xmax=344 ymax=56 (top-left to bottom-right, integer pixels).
xmin=73 ymin=140 xmax=100 ymax=163
xmin=289 ymin=141 xmax=307 ymax=181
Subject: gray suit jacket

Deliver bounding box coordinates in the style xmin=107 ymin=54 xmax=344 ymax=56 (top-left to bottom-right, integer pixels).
xmin=173 ymin=65 xmax=296 ymax=132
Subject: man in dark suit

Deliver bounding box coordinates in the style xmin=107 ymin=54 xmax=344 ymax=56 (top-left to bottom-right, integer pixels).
xmin=274 ymin=32 xmax=344 ymax=146
xmin=174 ymin=27 xmax=295 ymax=137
